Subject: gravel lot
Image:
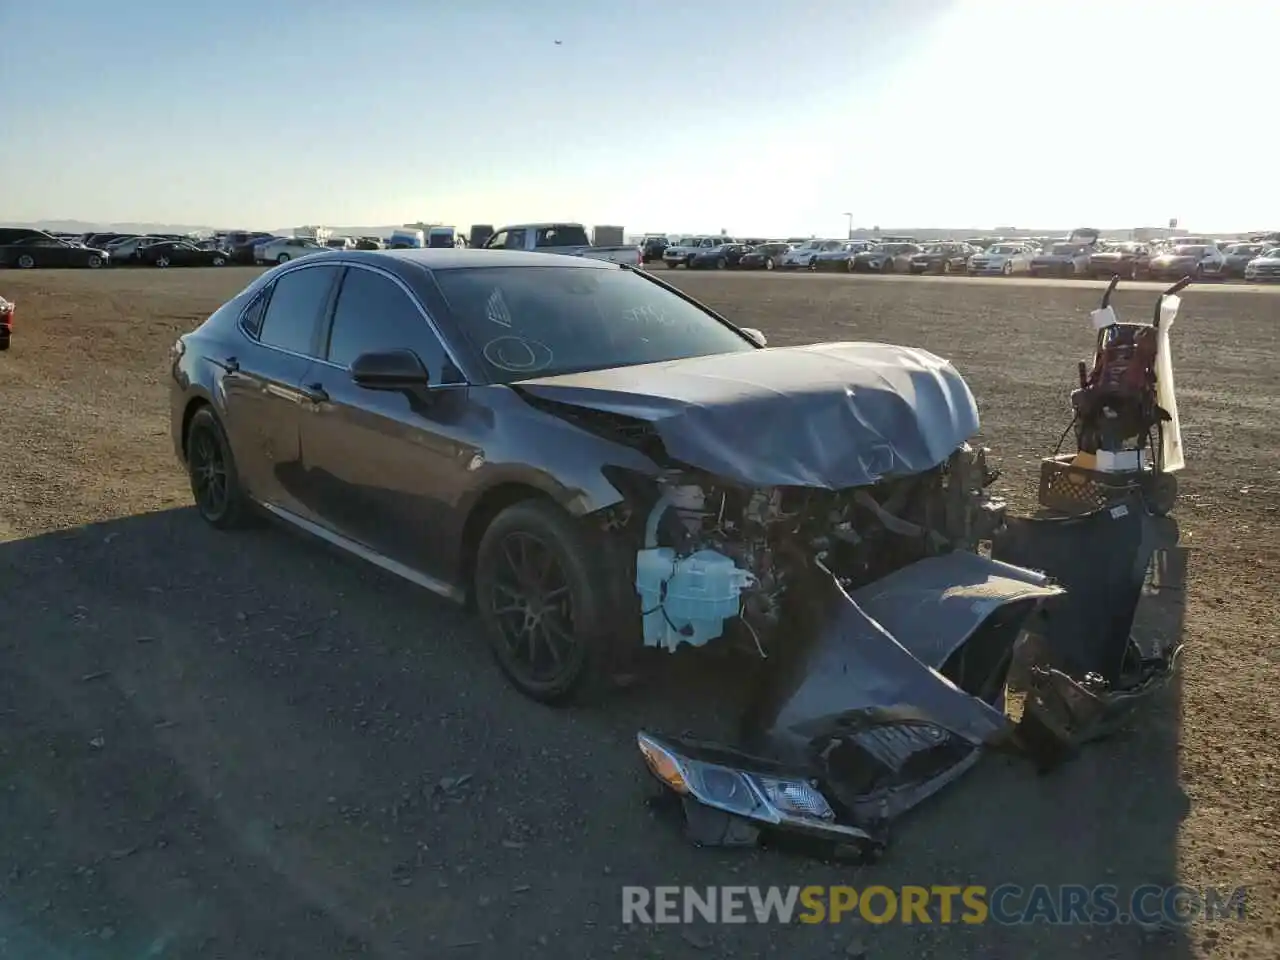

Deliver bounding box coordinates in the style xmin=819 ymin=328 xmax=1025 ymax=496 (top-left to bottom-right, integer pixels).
xmin=0 ymin=266 xmax=1276 ymax=960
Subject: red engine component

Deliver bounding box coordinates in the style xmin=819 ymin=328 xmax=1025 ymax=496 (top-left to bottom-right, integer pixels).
xmin=0 ymin=296 xmax=13 ymax=350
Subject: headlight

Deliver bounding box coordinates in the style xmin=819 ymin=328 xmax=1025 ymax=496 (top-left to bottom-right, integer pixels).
xmin=637 ymin=732 xmax=835 ymax=825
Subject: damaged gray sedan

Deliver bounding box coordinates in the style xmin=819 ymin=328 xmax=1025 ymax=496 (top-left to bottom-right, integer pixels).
xmin=170 ymin=249 xmax=1179 ymax=859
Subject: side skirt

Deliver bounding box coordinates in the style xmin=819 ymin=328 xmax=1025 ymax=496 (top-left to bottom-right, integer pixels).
xmin=258 ymin=501 xmax=466 ymax=604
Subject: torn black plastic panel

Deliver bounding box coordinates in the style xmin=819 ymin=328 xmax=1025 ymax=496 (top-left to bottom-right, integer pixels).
xmin=516 ymin=342 xmax=980 ymax=489
xmin=994 ymin=498 xmax=1182 ymax=754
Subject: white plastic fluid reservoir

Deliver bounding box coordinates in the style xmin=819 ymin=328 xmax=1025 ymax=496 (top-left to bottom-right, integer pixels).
xmin=634 ymin=547 xmax=754 ymax=651
xmin=1154 ymin=295 xmax=1185 ymax=472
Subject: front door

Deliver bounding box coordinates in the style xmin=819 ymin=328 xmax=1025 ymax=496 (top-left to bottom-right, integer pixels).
xmin=296 ymin=264 xmax=480 ymax=582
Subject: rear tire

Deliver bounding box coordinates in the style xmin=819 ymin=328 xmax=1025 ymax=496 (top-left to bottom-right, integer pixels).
xmin=474 ymin=500 xmax=627 ymax=704
xmin=185 ymin=407 xmax=254 ymax=529
xmin=277 ymin=253 xmax=291 ymax=264
xmin=16 ymin=254 xmax=35 ymax=269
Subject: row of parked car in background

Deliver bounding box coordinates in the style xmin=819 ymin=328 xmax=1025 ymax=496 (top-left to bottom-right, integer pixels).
xmin=0 ymin=227 xmax=410 ymax=270
xmin=640 ymin=231 xmax=1280 ymax=282
xmin=4 ymin=224 xmax=1280 ymax=283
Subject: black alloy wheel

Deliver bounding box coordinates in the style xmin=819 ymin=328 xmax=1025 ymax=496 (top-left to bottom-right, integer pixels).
xmin=185 ymin=407 xmax=252 ymax=528
xmin=488 ymin=531 xmax=577 ymax=683
xmin=475 ymin=500 xmax=617 ymax=703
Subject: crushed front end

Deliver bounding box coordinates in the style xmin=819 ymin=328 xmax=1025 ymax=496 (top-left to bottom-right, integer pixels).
xmin=622 ymin=452 xmax=1176 ymax=857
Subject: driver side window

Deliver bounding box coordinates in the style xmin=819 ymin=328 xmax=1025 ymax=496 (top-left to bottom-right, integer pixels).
xmin=487 ymin=230 xmax=509 ymax=250
xmin=324 ymin=267 xmax=453 ymax=382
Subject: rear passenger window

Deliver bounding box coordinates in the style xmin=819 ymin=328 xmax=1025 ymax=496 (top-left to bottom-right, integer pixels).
xmin=239 ymin=291 xmax=268 ymax=338
xmin=326 ymin=267 xmax=451 ymax=381
xmin=258 ymin=265 xmax=339 ymax=356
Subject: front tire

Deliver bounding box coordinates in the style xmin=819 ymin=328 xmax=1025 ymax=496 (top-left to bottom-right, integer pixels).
xmin=185 ymin=407 xmax=254 ymax=529
xmin=155 ymin=256 xmax=171 ymax=268
xmin=16 ymin=254 xmax=35 ymax=269
xmin=475 ymin=500 xmax=621 ymax=704
xmin=212 ymin=255 xmax=227 ymax=266
xmin=276 ymin=253 xmax=291 ymax=264
xmin=87 ymin=255 xmax=103 ymax=269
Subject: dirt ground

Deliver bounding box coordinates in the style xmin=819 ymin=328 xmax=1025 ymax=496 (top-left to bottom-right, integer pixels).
xmin=0 ymin=266 xmax=1276 ymax=960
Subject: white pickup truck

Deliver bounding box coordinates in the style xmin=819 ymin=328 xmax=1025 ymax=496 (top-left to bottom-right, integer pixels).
xmin=482 ymin=222 xmax=641 ymax=266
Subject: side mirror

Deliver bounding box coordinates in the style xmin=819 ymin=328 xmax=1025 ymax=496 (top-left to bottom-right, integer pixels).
xmin=350 ymin=349 xmax=430 ymax=389
xmin=740 ymin=327 xmax=768 ymax=347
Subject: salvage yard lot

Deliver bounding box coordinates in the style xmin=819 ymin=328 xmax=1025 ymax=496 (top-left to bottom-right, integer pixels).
xmin=0 ymin=267 xmax=1276 ymax=959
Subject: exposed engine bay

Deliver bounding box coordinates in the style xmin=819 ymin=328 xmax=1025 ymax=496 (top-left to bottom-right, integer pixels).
xmin=628 ymin=444 xmax=1006 ymax=657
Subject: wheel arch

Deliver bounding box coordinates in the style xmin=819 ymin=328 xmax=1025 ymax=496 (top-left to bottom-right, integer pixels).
xmin=179 ymin=394 xmax=214 ymax=462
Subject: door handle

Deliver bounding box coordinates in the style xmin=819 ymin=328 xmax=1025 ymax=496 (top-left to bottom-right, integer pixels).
xmin=300 ymin=381 xmax=329 ymax=404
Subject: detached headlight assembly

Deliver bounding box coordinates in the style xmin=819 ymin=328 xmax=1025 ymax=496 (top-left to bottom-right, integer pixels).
xmin=637 ymin=732 xmax=836 ymax=826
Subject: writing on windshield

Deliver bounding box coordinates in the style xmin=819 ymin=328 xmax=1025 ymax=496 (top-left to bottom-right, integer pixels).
xmin=433 ymin=266 xmax=756 ymax=384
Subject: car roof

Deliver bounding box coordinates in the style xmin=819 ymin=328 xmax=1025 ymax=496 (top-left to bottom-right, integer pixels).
xmin=328 ymin=248 xmax=616 ymax=272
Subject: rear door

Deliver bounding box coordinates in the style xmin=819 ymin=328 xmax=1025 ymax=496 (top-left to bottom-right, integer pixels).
xmin=295 ymin=264 xmax=480 ymax=582
xmin=220 ymin=262 xmax=342 ymax=516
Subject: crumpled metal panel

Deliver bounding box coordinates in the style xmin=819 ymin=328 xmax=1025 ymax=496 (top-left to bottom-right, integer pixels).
xmin=745 ymin=552 xmax=1063 ymax=761
xmin=515 ymin=342 xmax=980 ymax=489
xmin=850 ymin=551 xmax=1059 ymax=668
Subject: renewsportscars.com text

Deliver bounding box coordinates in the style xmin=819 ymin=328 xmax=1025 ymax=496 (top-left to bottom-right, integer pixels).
xmin=621 ymin=884 xmax=1248 ymax=927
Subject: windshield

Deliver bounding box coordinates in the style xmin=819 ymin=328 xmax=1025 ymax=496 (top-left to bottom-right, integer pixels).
xmin=1049 ymin=244 xmax=1078 ymax=256
xmin=923 ymin=245 xmax=950 ymax=255
xmin=1228 ymin=244 xmax=1262 ymax=255
xmin=1263 ymin=248 xmax=1280 ymax=259
xmin=433 ymin=266 xmax=756 ymax=384
xmin=989 ymin=245 xmax=1022 ymax=255
xmin=795 ymin=241 xmax=820 ymax=251
xmin=1172 ymin=245 xmax=1207 ymax=256
xmin=760 ymin=243 xmax=790 ymax=254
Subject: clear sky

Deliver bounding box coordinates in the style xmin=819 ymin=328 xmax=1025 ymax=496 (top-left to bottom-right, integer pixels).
xmin=2 ymin=0 xmax=1274 ymax=236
